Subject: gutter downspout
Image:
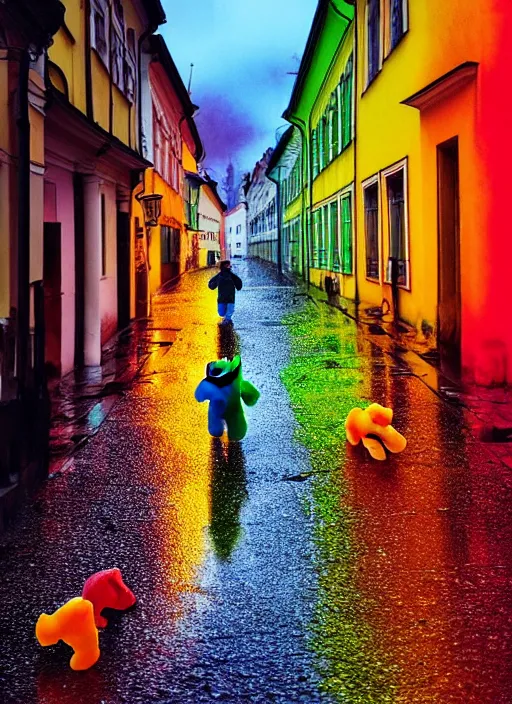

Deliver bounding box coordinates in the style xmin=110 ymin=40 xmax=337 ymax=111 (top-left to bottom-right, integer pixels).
xmin=84 ymin=0 xmax=93 ymax=120
xmin=138 ymin=24 xmax=158 ymax=158
xmin=16 ymin=49 xmax=30 ymax=398
xmin=286 ymin=116 xmax=310 ymax=285
xmin=352 ymin=11 xmax=360 ymax=309
xmin=266 ymin=168 xmax=282 ymax=275
xmin=108 ymin=0 xmax=113 ymax=134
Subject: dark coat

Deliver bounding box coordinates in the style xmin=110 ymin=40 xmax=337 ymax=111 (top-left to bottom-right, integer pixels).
xmin=208 ymin=269 xmax=243 ymax=303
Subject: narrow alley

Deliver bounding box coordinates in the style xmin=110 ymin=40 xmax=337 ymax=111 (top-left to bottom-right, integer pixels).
xmin=1 ymin=260 xmax=511 ymax=704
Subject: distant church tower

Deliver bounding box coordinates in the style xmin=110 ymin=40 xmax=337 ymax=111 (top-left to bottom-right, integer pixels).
xmin=223 ymin=162 xmax=237 ymax=211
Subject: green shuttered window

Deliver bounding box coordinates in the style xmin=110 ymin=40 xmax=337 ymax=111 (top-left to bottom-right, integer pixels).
xmin=312 ymin=192 xmax=352 ymax=274
xmin=341 ymin=194 xmax=353 ymax=274
xmin=311 ymin=53 xmax=353 ymax=178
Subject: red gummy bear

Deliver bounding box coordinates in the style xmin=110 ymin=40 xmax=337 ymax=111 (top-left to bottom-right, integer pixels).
xmin=82 ymin=568 xmax=136 ymax=628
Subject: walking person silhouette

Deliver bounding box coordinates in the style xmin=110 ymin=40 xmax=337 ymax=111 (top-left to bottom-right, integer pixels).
xmin=208 ymin=260 xmax=243 ymax=326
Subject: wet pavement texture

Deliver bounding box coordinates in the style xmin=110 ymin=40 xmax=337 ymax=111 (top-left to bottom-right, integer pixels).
xmin=1 ymin=259 xmax=512 ymax=703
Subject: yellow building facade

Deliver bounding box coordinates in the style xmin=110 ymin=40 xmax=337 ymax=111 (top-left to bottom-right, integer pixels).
xmin=132 ymin=35 xmax=204 ymax=316
xmin=284 ymin=0 xmax=512 ymax=384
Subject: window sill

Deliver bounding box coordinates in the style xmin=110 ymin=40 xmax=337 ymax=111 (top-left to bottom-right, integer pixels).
xmin=383 ymin=29 xmax=409 ymax=64
xmin=384 ymin=279 xmax=411 ymax=292
xmin=91 ymin=47 xmax=110 ymax=75
xmin=112 ymin=81 xmax=134 ymax=106
xmin=362 ymin=30 xmax=409 ymax=98
xmin=361 ymin=69 xmax=382 ymax=97
xmin=365 ymin=276 xmax=380 ymax=284
xmin=313 ymin=140 xmax=354 ymax=182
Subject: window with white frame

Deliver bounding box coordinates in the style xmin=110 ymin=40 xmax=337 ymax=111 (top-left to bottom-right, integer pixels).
xmin=340 ymin=191 xmax=353 ymax=275
xmin=312 ymin=53 xmax=353 ymax=178
xmin=390 ymin=0 xmax=408 ymax=51
xmin=320 ymin=203 xmax=329 ymax=268
xmin=91 ymin=0 xmax=109 ymax=65
xmin=384 ymin=161 xmax=410 ymax=289
xmin=153 ymin=107 xmax=182 ymax=194
xmin=125 ymin=29 xmax=137 ymax=103
xmin=366 ymin=0 xmax=381 ymax=85
xmin=363 ymin=179 xmax=380 ymax=280
xmin=328 ymin=199 xmax=339 ymax=272
xmin=312 ymin=209 xmax=321 ymax=268
xmin=112 ymin=29 xmax=125 ymax=92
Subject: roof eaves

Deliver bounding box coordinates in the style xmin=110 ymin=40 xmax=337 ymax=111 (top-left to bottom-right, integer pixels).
xmin=149 ymin=35 xmax=193 ymax=115
xmin=143 ymin=0 xmax=166 ymax=26
xmin=267 ymin=125 xmax=295 ymax=175
xmin=282 ymin=0 xmax=329 ymax=122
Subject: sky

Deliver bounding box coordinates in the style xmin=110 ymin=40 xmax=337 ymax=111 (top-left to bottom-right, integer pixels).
xmin=161 ymin=0 xmax=318 ymax=187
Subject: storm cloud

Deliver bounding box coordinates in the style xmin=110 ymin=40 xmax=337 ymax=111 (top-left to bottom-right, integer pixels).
xmin=161 ymin=0 xmax=317 ymax=177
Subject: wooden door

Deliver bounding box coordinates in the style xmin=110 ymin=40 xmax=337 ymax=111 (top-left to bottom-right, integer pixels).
xmin=437 ymin=138 xmax=461 ymax=375
xmin=43 ymin=223 xmax=62 ymax=377
xmin=117 ymin=209 xmax=130 ymax=330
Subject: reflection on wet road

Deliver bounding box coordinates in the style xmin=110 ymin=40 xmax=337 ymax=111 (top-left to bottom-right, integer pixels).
xmin=0 ymin=259 xmax=511 ymax=703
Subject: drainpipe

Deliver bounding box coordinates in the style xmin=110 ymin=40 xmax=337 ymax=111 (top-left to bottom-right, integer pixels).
xmin=352 ymin=8 xmax=360 ymax=309
xmin=16 ymin=48 xmax=30 ymax=398
xmin=108 ymin=0 xmax=113 ymax=134
xmin=84 ymin=0 xmax=93 ymax=120
xmin=138 ymin=24 xmax=158 ymax=158
xmin=266 ymin=168 xmax=282 ymax=275
xmin=287 ymin=116 xmax=310 ymax=285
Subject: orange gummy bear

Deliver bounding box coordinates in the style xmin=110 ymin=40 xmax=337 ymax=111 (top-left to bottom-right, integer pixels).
xmin=35 ymin=597 xmax=100 ymax=671
xmin=345 ymin=403 xmax=407 ymax=461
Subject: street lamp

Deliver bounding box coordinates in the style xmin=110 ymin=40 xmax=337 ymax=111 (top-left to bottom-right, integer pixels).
xmin=139 ymin=193 xmax=163 ymax=227
xmin=137 ymin=193 xmax=163 ymax=270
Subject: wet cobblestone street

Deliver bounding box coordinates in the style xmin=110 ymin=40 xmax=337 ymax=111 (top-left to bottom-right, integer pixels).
xmin=1 ymin=260 xmax=512 ymax=703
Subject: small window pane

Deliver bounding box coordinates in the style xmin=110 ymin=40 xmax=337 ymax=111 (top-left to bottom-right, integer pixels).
xmin=341 ymin=195 xmax=353 ymax=274
xmin=161 ymin=226 xmax=170 ymax=264
xmin=312 ymin=128 xmax=319 ymax=178
xmin=312 ymin=209 xmax=321 ymax=268
xmin=391 ymin=0 xmax=405 ymax=50
xmin=387 ymin=169 xmax=408 ymax=287
xmin=329 ymin=200 xmax=339 ymax=272
xmin=364 ymin=184 xmax=379 ymax=279
xmin=367 ymin=0 xmax=380 ymax=83
xmin=320 ymin=204 xmax=329 ymax=268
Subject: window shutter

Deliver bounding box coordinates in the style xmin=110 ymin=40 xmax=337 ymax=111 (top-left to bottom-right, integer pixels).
xmin=341 ymin=195 xmax=353 ymax=274
xmin=312 ymin=128 xmax=319 ymax=179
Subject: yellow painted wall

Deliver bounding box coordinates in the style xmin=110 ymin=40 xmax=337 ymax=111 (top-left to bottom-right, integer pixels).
xmin=309 ymin=28 xmax=356 ymax=301
xmin=121 ymin=2 xmax=144 ymax=150
xmin=182 ymin=142 xmax=197 ymax=173
xmin=199 ymin=249 xmax=209 ymax=268
xmin=91 ymin=53 xmax=110 ymax=131
xmin=147 ymin=169 xmax=186 ymax=294
xmin=112 ymin=85 xmax=130 ymax=146
xmin=29 ymin=104 xmax=45 ymax=167
xmin=311 ymin=28 xmax=355 ymax=205
xmin=354 ymin=0 xmax=489 ymax=332
xmin=284 ymin=193 xmax=302 ymax=223
xmin=49 ymin=0 xmax=144 ymax=149
xmin=48 ymin=0 xmax=86 ymax=113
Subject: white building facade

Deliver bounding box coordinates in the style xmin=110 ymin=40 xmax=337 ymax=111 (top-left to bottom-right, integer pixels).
xmin=225 ymin=203 xmax=248 ymax=258
xmin=246 ymin=149 xmax=278 ymax=264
